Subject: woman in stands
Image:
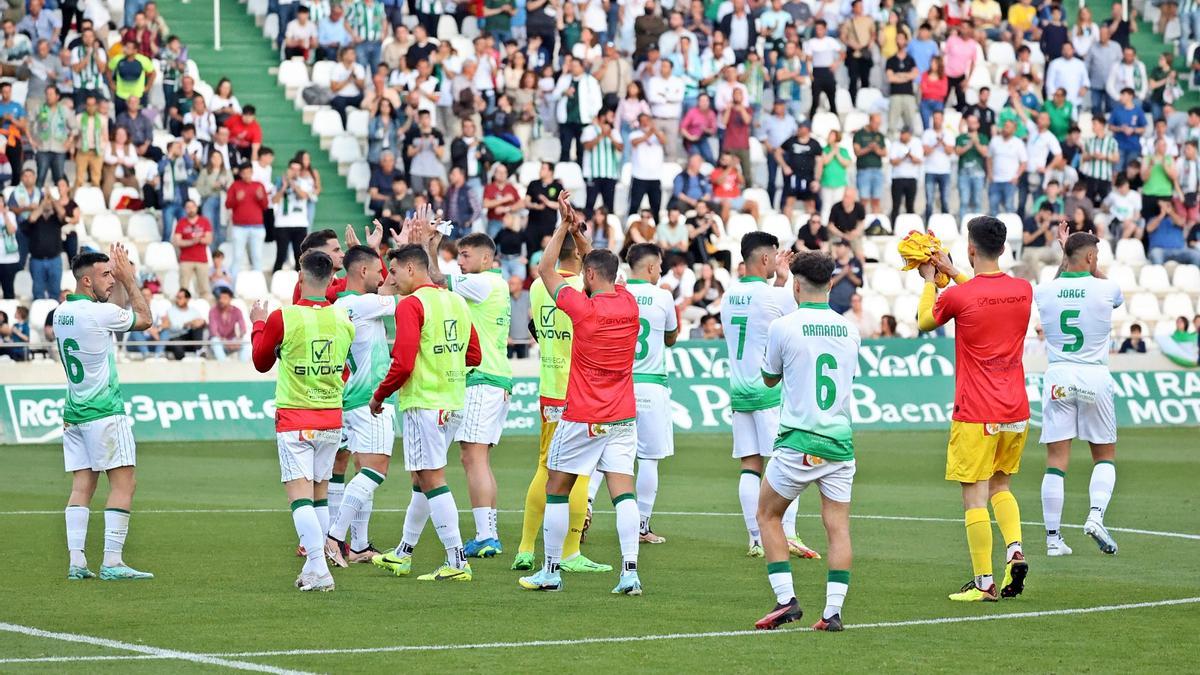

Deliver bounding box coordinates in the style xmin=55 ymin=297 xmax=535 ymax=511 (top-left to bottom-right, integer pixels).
xmin=294 ymin=151 xmax=322 ymax=227
xmin=196 ymin=150 xmax=232 ymax=250
xmin=101 ymin=126 xmax=139 ymax=202
xmin=210 ymin=78 xmax=242 ymax=127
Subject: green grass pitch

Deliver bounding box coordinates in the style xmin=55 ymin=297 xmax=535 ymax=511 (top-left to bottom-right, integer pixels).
xmin=1 ymin=429 xmax=1198 ymax=673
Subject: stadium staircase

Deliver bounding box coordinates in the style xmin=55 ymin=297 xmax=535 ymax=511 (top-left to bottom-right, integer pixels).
xmin=166 ymin=0 xmax=363 ymax=233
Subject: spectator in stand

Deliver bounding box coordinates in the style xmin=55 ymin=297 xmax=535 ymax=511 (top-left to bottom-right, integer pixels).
xmin=17 ymin=0 xmax=60 ymax=51
xmin=645 ymin=57 xmax=685 ymax=160
xmin=1118 ymin=323 xmax=1147 ymax=354
xmin=886 ymin=33 xmax=920 ymax=135
xmin=942 ymin=23 xmax=975 ymax=111
xmin=628 ymin=113 xmax=666 ymax=216
xmin=346 ymin=0 xmax=387 ymax=71
xmin=840 ymin=0 xmax=875 ymax=104
xmin=878 ymin=314 xmax=899 ymax=337
xmin=623 ymin=209 xmax=657 ymax=258
xmin=366 ymin=97 xmax=402 ymax=167
xmin=988 ymin=119 xmax=1027 ymax=213
xmin=1021 ymin=111 xmax=1064 ymax=218
xmin=686 ymin=201 xmax=728 ymax=267
xmin=554 ymin=55 xmax=603 ymax=162
xmin=508 ymin=274 xmax=531 ymax=357
xmin=1080 ymin=116 xmax=1118 ymax=205
xmin=317 ymin=3 xmax=352 ymax=62
xmin=818 ymin=129 xmax=852 ymax=223
xmin=225 ymin=163 xmax=268 ymax=274
xmin=20 ymin=193 xmax=64 ymax=300
xmin=172 ymin=199 xmax=213 ymax=299
xmin=774 ymin=40 xmax=809 ymax=120
xmin=30 ymin=86 xmax=76 ymax=186
xmin=0 ymin=81 xmax=28 ymax=187
xmin=828 ymin=186 xmax=866 ymax=254
xmin=0 ymin=201 xmax=17 ymax=299
xmin=114 ymin=93 xmax=158 ymax=161
xmin=482 ymin=164 xmax=520 ymax=238
xmin=209 ymin=250 xmax=234 ymax=294
xmin=367 ymin=150 xmax=403 ymax=217
xmin=581 ymin=107 xmax=622 ymax=217
xmin=272 ymin=158 xmax=314 ymax=272
xmin=1020 ymin=203 xmax=1062 ymax=275
xmin=656 ymin=206 xmax=690 ymax=257
xmin=888 ymin=126 xmax=923 ymax=223
xmin=693 ymin=313 xmax=723 ymax=340
xmin=757 ymin=99 xmax=796 ymax=208
xmin=444 ymin=166 xmax=481 ymax=239
xmin=1110 ymin=86 xmax=1149 ymax=170
xmin=108 ymin=38 xmax=156 ymax=116
xmin=616 ymin=81 xmax=651 ymax=162
xmin=26 ymin=39 xmax=65 ymax=113
xmin=379 ymin=176 xmax=414 ymax=228
xmin=164 ymin=288 xmax=206 ymax=360
xmin=495 ymin=214 xmax=528 ymax=279
xmin=720 ymin=87 xmax=754 ymax=186
xmin=710 ymin=151 xmax=758 ymax=225
xmin=1102 ymin=175 xmax=1143 ymax=239
xmin=829 ymin=239 xmax=863 ymax=315
xmin=406 ymin=110 xmax=445 ymax=193
xmin=195 ymin=150 xmax=232 ymax=250
xmin=121 ymin=10 xmax=157 ymax=56
xmin=804 ymin=19 xmax=842 ymax=118
xmin=796 ymin=212 xmax=830 ymax=253
xmin=70 ymin=27 xmax=108 ymax=109
xmin=126 ymin=287 xmax=167 ymax=358
xmin=152 ymin=140 xmax=195 ymax=240
xmin=1147 ymin=201 xmax=1200 ymax=265
xmin=671 ymin=153 xmax=713 ymax=211
xmin=224 ymin=104 xmax=263 ymax=165
xmin=853 ymin=113 xmax=887 ymax=215
xmin=98 ymin=124 xmax=138 ymax=203
xmin=776 ymin=119 xmax=821 ymax=221
xmin=450 ymin=118 xmax=490 ymax=193
xmin=922 ymin=109 xmax=954 ymax=219
xmin=1142 ymin=137 xmax=1178 ymax=222
xmin=1178 ymin=142 xmax=1200 ymax=226
xmin=283 ymin=6 xmax=317 ymax=61
xmin=918 ymin=55 xmax=948 ymax=130
xmin=330 ymin=46 xmax=366 ymax=126
xmin=843 ymin=293 xmax=878 ymax=338
xmin=1086 ymin=26 xmax=1122 ymax=115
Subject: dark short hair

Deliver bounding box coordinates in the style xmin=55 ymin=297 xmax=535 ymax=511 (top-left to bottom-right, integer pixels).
xmin=299 ymin=250 xmax=335 ymax=283
xmin=740 ymin=231 xmax=779 ymax=262
xmin=176 ymin=288 xmax=192 ymax=299
xmin=626 ymin=243 xmax=663 ymax=271
xmin=790 ymin=251 xmax=835 ymax=287
xmin=966 ymin=215 xmax=1007 ymax=260
xmin=457 ymin=232 xmax=497 ymax=255
xmin=300 ymin=229 xmax=339 ymax=254
xmin=1130 ymin=323 xmax=1143 ymax=333
xmin=343 ymin=244 xmax=380 ymax=273
xmin=71 ymin=251 xmax=109 ymax=278
xmin=258 ymin=146 xmax=273 ymax=157
xmin=215 ymin=286 xmax=234 ymax=298
xmin=1064 ymin=232 xmax=1099 ymax=260
xmin=582 ymin=249 xmax=619 ymax=282
xmin=243 ymin=104 xmax=257 ymax=115
xmin=388 ymin=244 xmax=430 ymax=269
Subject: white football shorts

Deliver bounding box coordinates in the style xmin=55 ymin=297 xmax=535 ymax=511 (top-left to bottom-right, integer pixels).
xmin=765 ymin=450 xmax=856 ymax=503
xmin=402 ymin=408 xmax=462 ymax=471
xmin=454 ymin=384 xmax=511 ymax=446
xmin=277 ymin=428 xmax=341 ymax=483
xmin=635 ymin=381 xmax=674 ymax=460
xmin=63 ymin=414 xmax=136 ymax=473
xmin=343 ymin=405 xmax=395 ymax=455
xmin=1039 ymin=363 xmax=1117 ymax=445
xmin=732 ymin=407 xmax=781 ymax=459
xmin=547 ymin=419 xmax=637 ymax=476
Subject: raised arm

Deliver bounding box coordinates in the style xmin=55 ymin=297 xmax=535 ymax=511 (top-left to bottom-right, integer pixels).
xmin=110 ymin=243 xmax=151 ymax=330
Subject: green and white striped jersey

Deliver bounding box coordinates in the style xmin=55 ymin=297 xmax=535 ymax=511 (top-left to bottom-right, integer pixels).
xmin=719 ymin=277 xmax=797 ymax=412
xmin=627 ymin=279 xmax=678 ymax=384
xmin=53 ymin=294 xmax=136 ymax=425
xmin=335 ymin=291 xmax=398 ymax=410
xmin=581 ymin=123 xmax=621 ymax=180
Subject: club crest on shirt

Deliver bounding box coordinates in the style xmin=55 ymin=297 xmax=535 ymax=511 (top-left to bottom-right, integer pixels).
xmin=1051 ymin=385 xmax=1069 ymax=400
xmin=300 ymin=429 xmax=318 ymax=441
xmin=802 ymin=454 xmax=825 ymax=467
xmin=587 ymin=423 xmax=608 ymax=438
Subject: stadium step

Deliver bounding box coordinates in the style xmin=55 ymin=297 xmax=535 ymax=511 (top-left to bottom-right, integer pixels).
xmin=164 ymin=0 xmax=364 ymax=235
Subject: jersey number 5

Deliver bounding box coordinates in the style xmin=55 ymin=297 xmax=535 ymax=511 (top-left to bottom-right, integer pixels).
xmin=634 ymin=318 xmax=650 ymax=361
xmin=1060 ymin=309 xmax=1084 ymax=353
xmin=59 ymin=338 xmax=84 ymax=384
xmin=815 ymin=353 xmax=837 ymax=411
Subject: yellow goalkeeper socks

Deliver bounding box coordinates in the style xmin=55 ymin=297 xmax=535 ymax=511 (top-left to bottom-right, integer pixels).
xmin=563 ymin=474 xmax=590 ymax=560
xmin=990 ymin=490 xmax=1024 ymax=559
xmin=964 ymin=507 xmax=993 ymax=580
xmin=518 ymin=465 xmax=549 ymax=554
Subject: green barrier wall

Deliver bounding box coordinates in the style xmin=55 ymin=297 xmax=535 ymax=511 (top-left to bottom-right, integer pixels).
xmin=4 ymin=340 xmax=1198 ymax=444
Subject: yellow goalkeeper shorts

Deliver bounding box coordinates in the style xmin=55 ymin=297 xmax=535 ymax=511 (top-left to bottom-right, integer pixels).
xmin=945 ymin=420 xmax=1028 ymax=483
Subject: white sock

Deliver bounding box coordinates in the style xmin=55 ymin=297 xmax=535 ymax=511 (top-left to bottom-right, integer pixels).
xmin=739 ymin=470 xmax=761 ymax=544
xmin=542 ymin=498 xmax=570 ymax=573
xmin=587 ymin=468 xmax=604 ymax=502
xmin=768 ymin=568 xmax=794 ymax=604
xmin=291 ymin=501 xmax=328 ymax=576
xmin=102 ymin=508 xmax=129 ymax=567
xmin=614 ymin=493 xmax=640 ymax=572
xmin=398 ymin=486 xmax=429 ymax=554
xmin=1089 ymin=461 xmax=1116 ymax=521
xmin=314 ymin=503 xmax=330 ymax=539
xmin=1041 ymin=470 xmax=1065 ymax=539
xmin=782 ymin=498 xmax=799 ymax=540
xmin=427 ymin=488 xmax=465 ymax=568
xmin=488 ymin=508 xmax=498 ymax=541
xmin=825 ymin=579 xmax=849 ymax=618
xmin=472 ymin=507 xmax=490 ymax=542
xmin=65 ymin=505 xmax=89 ymax=568
xmin=636 ymin=459 xmax=659 ymax=534
xmin=330 ymin=469 xmax=383 ymax=542
xmin=351 ymin=492 xmax=374 ymax=552
xmin=327 ymin=476 xmax=346 ymax=526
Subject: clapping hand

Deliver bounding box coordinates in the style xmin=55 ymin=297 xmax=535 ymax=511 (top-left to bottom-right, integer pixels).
xmin=249 ymin=299 xmax=269 ymax=324
xmin=109 ymin=242 xmax=135 ymax=283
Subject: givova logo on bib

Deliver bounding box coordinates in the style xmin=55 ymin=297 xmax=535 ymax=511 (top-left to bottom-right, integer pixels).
xmin=4 ymin=385 xmax=68 ymax=443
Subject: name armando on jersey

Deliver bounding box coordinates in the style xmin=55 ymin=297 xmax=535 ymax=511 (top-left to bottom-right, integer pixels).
xmin=803 ymin=324 xmax=849 ymax=337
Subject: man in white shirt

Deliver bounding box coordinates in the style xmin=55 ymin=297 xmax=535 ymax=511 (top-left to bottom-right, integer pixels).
xmin=657 ymin=10 xmax=698 ymax=63
xmin=988 ymin=119 xmax=1028 ymax=213
xmin=922 ymin=110 xmax=955 ymax=219
xmin=1022 ymin=112 xmax=1064 ymax=217
xmin=803 ymin=19 xmax=843 ymax=118
xmin=699 ymin=37 xmax=736 ymax=96
xmin=1044 ymin=42 xmax=1090 ymax=110
xmin=628 ymin=113 xmax=666 ymax=216
xmin=329 ymin=46 xmax=365 ymax=124
xmin=1104 ymin=46 xmax=1148 ymax=104
xmin=283 ymin=5 xmax=318 ymax=61
xmin=888 ymin=126 xmax=923 ymax=223
xmin=713 ymin=65 xmax=749 ymax=118
xmin=646 ymin=59 xmax=685 ymax=160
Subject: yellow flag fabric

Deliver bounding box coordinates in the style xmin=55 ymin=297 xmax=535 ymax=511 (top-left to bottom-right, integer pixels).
xmin=897 ymin=230 xmax=951 ymax=288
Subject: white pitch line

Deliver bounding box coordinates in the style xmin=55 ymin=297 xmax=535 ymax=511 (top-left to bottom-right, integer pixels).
xmin=2 ymin=508 xmax=1197 ymax=541
xmin=0 ymin=622 xmax=317 ymax=674
xmin=2 ymin=596 xmax=1195 ymax=664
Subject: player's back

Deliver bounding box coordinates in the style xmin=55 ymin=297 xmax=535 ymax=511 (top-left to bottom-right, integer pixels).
xmin=53 ymin=295 xmax=135 ymax=425
xmin=530 ymin=274 xmax=582 ymax=405
xmin=335 ymin=291 xmax=396 ymax=409
xmin=933 ymin=273 xmax=1033 ymax=423
xmin=449 ymin=270 xmax=513 ymax=385
xmin=1035 ymin=272 xmax=1123 ymax=366
xmin=559 ymin=284 xmax=639 ymax=424
xmin=627 ymin=280 xmax=678 ymax=383
xmin=720 ymin=277 xmax=797 ymax=411
xmin=765 ymin=304 xmax=861 ymax=459
xmin=402 ymin=286 xmax=473 ymax=410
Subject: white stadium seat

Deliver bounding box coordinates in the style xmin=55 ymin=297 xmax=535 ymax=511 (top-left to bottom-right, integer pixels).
xmin=270 ymin=269 xmax=299 ymax=302
xmin=108 ymin=185 xmax=140 ymax=210
xmin=329 ymin=134 xmax=364 ymax=164
xmin=893 ymin=214 xmax=924 ymax=236
xmin=311 ymin=61 xmax=336 ymax=88
xmin=311 ymin=108 xmax=344 ymax=138
xmin=1162 ymin=293 xmax=1196 ymax=319
xmin=926 ymin=214 xmax=959 ymax=243
xmin=144 ymin=242 xmax=180 ymax=272
xmin=89 ymin=212 xmax=124 ymax=244
xmin=235 ymin=271 xmax=269 ymax=301
xmin=74 ymin=186 xmax=107 ymax=217
xmin=346 ymin=108 xmax=370 ymax=139
xmin=1127 ymin=292 xmax=1161 ymax=321
xmin=60 ymin=267 xmax=75 ymax=292
xmin=1096 ymin=238 xmax=1114 ymax=269
xmin=127 ymin=213 xmax=161 ymax=244
xmin=741 ymin=188 xmax=772 ymax=218
xmin=1172 ymin=264 xmax=1200 ymax=289
xmin=658 ymin=162 xmax=683 ymax=190
xmin=277 ymin=58 xmax=310 ymax=99
xmin=862 ymin=292 xmax=890 ymax=320
xmin=760 ymin=213 xmax=795 ymax=249
xmin=1115 ymin=238 xmax=1147 ymax=267
xmin=347 ymin=161 xmax=371 ymax=190
xmin=29 ymin=299 xmax=58 ymax=341
xmin=1108 ymin=265 xmax=1138 ymax=295
xmin=870 ymin=266 xmax=903 ymax=297
xmin=1138 ymin=265 xmax=1171 ymax=295
xmin=854 ymin=88 xmax=883 ymax=113
xmin=725 ymin=213 xmax=759 ymax=242
xmin=893 ymin=293 xmax=921 ymax=323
